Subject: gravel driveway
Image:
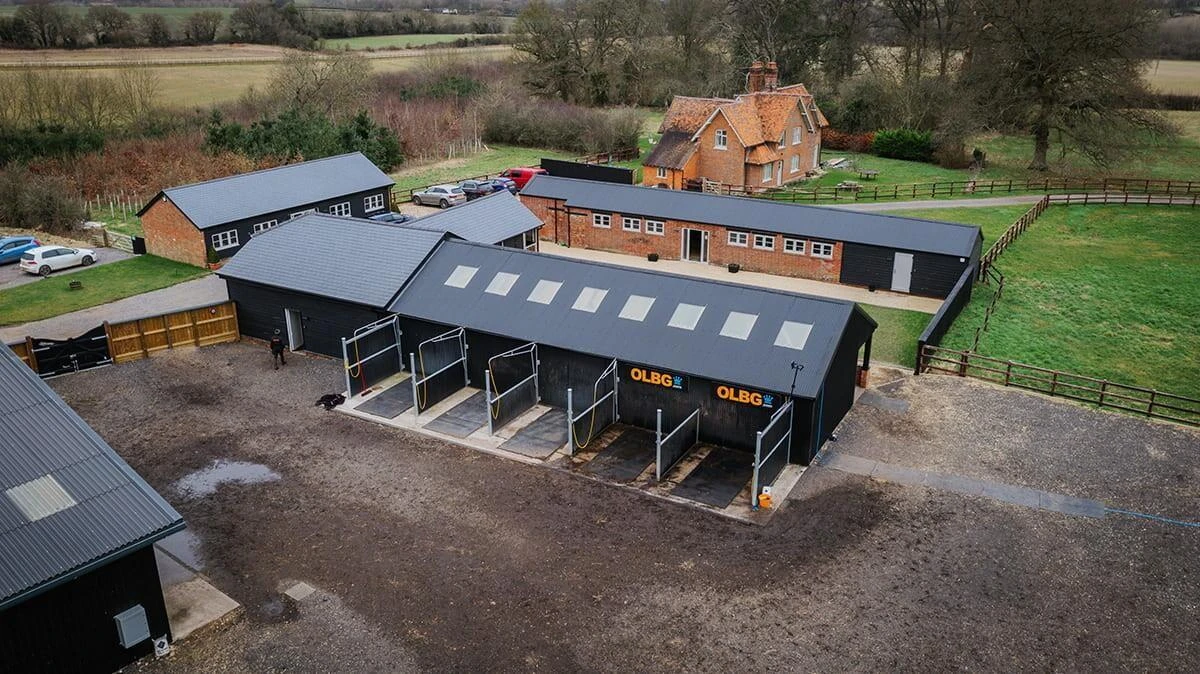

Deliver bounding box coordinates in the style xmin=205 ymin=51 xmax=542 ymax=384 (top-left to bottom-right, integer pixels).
xmin=0 ymin=247 xmax=133 ymax=290
xmin=46 ymin=345 xmax=1199 ymax=672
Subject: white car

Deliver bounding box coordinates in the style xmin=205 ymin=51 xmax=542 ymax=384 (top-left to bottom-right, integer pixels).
xmin=20 ymin=245 xmax=97 ymax=276
xmin=412 ymin=184 xmax=468 ymax=209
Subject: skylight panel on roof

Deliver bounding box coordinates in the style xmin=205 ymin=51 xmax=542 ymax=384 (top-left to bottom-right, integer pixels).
xmin=444 ymin=265 xmax=478 ymax=288
xmin=619 ymin=295 xmax=655 ymax=322
xmin=6 ymin=475 xmax=77 ymax=523
xmin=485 ymin=272 xmax=520 ymax=296
xmin=719 ymin=311 xmax=758 ymax=340
xmin=527 ymin=280 xmax=563 ymax=305
xmin=775 ymin=321 xmax=814 ymax=350
xmin=572 ymin=287 xmax=609 ymax=313
xmin=668 ymin=303 xmax=705 ymax=331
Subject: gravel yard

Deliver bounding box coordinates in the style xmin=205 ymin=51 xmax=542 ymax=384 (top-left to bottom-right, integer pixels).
xmin=49 ymin=342 xmax=1199 ymax=672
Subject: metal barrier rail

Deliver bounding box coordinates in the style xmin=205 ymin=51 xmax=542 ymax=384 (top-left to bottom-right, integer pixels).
xmin=342 ymin=316 xmax=403 ymax=397
xmin=752 ymin=400 xmax=794 ymax=508
xmin=565 ymin=359 xmax=618 ymax=455
xmin=409 ymin=327 xmax=468 ymax=416
xmin=655 ymin=408 xmax=700 ymax=481
xmin=485 ymin=343 xmax=539 ymax=435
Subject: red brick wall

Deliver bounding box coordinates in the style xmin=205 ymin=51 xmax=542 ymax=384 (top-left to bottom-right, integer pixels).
xmin=520 ymin=198 xmax=843 ymax=282
xmin=142 ymin=197 xmax=207 ymax=267
xmin=694 ymin=112 xmax=747 ymax=188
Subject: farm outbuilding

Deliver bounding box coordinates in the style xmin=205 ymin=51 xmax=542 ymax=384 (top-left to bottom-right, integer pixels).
xmin=217 ymin=193 xmax=542 ymax=357
xmin=520 ymin=176 xmax=984 ymax=298
xmin=139 ymin=152 xmax=396 ymax=266
xmin=387 ymin=240 xmax=877 ymax=466
xmin=0 ymin=344 xmax=184 ymax=673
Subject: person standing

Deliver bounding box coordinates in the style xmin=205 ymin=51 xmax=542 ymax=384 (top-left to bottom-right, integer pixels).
xmin=270 ymin=330 xmax=287 ymax=370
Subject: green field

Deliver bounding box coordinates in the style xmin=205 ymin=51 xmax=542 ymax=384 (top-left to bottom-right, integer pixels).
xmin=858 ymin=304 xmax=931 ymax=369
xmin=926 ymin=206 xmax=1200 ymax=398
xmin=324 ymin=34 xmax=502 ymax=50
xmin=0 ymin=256 xmax=208 ymax=326
xmin=884 ymin=205 xmax=1033 ymax=244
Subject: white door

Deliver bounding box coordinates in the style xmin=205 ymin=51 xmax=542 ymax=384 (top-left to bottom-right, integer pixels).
xmin=284 ymin=309 xmax=304 ymax=350
xmin=891 ymin=253 xmax=914 ymax=293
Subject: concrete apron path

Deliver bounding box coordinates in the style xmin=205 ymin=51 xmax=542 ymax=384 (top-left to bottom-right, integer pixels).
xmin=0 ymin=275 xmax=228 ymax=342
xmin=816 ymin=449 xmax=1106 ymax=518
xmin=337 ymin=373 xmax=804 ymax=525
xmin=155 ymin=530 xmax=242 ymax=643
xmin=537 ymin=245 xmax=942 ymax=314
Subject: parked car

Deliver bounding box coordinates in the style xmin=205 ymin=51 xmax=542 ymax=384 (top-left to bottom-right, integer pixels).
xmin=0 ymin=235 xmax=41 ymax=264
xmin=458 ymin=179 xmax=496 ymax=201
xmin=499 ymin=167 xmax=548 ymax=190
xmin=491 ymin=177 xmax=519 ymax=194
xmin=19 ymin=246 xmax=97 ymax=276
xmin=412 ymin=184 xmax=468 ymax=208
xmin=369 ymin=211 xmax=413 ymax=224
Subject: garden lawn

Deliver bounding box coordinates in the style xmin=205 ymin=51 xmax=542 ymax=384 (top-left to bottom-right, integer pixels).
xmin=858 ymin=304 xmax=931 ymax=369
xmin=883 ymin=205 xmax=1032 ymax=245
xmin=940 ymin=206 xmax=1200 ymax=398
xmin=0 ymin=256 xmax=207 ymax=326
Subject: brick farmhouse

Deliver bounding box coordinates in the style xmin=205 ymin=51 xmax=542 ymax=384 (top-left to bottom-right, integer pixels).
xmin=138 ymin=152 xmax=394 ymax=266
xmin=520 ymin=176 xmax=982 ymax=299
xmin=643 ymin=61 xmax=828 ymax=191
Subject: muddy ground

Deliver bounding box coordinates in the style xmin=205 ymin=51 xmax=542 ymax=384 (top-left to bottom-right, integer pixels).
xmin=50 ymin=343 xmax=1199 ymax=672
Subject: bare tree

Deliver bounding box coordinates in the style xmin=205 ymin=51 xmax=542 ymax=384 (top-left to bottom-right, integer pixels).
xmin=965 ymin=0 xmax=1171 ymax=170
xmin=183 ymin=11 xmax=224 ymax=45
xmin=138 ymin=13 xmax=172 ymax=46
xmin=15 ymin=0 xmax=70 ymax=48
xmin=269 ymin=51 xmax=373 ymax=119
xmin=85 ymin=5 xmax=132 ymax=46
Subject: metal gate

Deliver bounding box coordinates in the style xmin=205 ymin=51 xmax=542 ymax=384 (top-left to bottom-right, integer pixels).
xmin=342 ymin=316 xmax=403 ymax=397
xmin=656 ymin=408 xmax=700 ymax=481
xmin=565 ymin=359 xmax=618 ymax=455
xmin=409 ymin=327 xmax=469 ymax=415
xmin=485 ymin=343 xmax=539 ymax=435
xmin=752 ymin=399 xmax=794 ymax=508
xmin=30 ymin=326 xmax=112 ymax=378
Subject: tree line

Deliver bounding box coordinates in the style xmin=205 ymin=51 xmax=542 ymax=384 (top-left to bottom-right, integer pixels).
xmin=515 ymin=0 xmax=1175 ymax=170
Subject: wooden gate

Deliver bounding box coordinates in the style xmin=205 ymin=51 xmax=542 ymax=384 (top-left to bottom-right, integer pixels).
xmin=105 ymin=301 xmax=239 ymax=364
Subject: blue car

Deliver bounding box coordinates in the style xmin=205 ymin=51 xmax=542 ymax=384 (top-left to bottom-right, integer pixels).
xmin=0 ymin=235 xmax=41 ymax=264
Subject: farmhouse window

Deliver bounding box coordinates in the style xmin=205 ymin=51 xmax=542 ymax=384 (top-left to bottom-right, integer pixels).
xmin=792 ymin=126 xmax=802 ymax=145
xmin=715 ymin=129 xmax=728 ymax=149
xmin=656 ymin=166 xmax=668 ymax=179
xmin=211 ymin=230 xmax=239 ymax=251
xmin=791 ymin=155 xmax=800 ymax=173
xmin=762 ymin=163 xmax=773 ymax=182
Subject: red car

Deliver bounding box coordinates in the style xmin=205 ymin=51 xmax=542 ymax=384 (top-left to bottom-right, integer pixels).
xmin=499 ymin=167 xmax=548 ymax=191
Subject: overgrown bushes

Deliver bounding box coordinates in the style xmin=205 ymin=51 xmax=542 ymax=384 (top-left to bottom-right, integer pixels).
xmin=0 ymin=124 xmax=105 ymax=164
xmin=205 ymin=108 xmax=404 ymax=170
xmin=0 ymin=168 xmax=85 ymax=234
xmin=870 ymin=129 xmax=935 ymax=162
xmin=483 ymin=99 xmax=641 ymax=154
xmin=822 ymin=129 xmax=874 ymax=153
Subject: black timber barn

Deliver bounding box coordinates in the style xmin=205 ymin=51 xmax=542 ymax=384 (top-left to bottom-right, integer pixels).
xmin=0 ymin=344 xmax=184 ymax=673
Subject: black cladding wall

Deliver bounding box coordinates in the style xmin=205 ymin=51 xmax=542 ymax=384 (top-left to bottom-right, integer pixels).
xmin=208 ymin=187 xmax=393 ymax=259
xmin=0 ymin=546 xmax=170 ymax=674
xmin=839 ymin=243 xmax=973 ymax=298
xmin=227 ymin=280 xmax=387 ymax=358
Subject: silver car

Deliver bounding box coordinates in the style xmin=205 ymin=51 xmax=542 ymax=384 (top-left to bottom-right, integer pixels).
xmin=412 ymin=184 xmax=468 ymax=209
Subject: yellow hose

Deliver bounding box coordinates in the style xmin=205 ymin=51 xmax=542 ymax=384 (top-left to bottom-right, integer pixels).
xmin=570 ymin=374 xmax=607 ymax=450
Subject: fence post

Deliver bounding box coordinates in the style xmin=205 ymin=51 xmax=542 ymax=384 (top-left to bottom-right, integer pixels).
xmin=485 ymin=370 xmax=494 ymax=436
xmin=566 ymin=387 xmax=574 ymax=455
xmin=752 ymin=431 xmax=763 ymax=509
xmin=410 ymin=352 xmax=420 ymax=418
xmin=1148 ymin=390 xmax=1157 ymax=418
xmin=1050 ymin=371 xmax=1058 ymax=396
xmin=957 ymin=351 xmax=968 ymax=377
xmin=342 ymin=337 xmax=353 ymax=397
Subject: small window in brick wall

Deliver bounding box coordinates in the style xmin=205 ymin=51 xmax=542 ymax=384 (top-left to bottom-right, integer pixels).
xmin=645 ymin=220 xmax=665 ymax=235
xmin=784 ymin=238 xmax=805 ymax=254
xmin=622 ymin=217 xmax=641 ymax=232
xmin=728 ymin=231 xmax=748 ymax=247
xmin=656 ymin=167 xmax=668 ymax=179
xmin=753 ymin=234 xmax=775 ymax=250
xmin=593 ymin=213 xmax=611 ymax=228
xmin=811 ymin=241 xmax=834 ymax=259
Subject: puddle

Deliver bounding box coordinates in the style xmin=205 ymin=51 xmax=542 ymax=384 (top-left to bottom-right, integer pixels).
xmin=156 ymin=529 xmax=206 ymax=571
xmin=174 ymin=459 xmax=281 ymax=499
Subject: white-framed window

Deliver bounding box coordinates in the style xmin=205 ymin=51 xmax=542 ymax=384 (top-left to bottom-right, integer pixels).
xmin=327 ymin=201 xmax=351 ymax=217
xmin=656 ymin=166 xmax=668 ymax=179
xmin=714 ymin=129 xmax=727 ymax=150
xmin=645 ymin=220 xmax=665 ymax=235
xmin=762 ymin=163 xmax=773 ymax=183
xmin=211 ymin=229 xmax=238 ymax=251
xmin=792 ymin=126 xmax=802 ymax=145
xmin=753 ymin=233 xmax=774 ymax=250
xmin=592 ymin=213 xmax=611 ymax=228
xmin=622 ymin=217 xmax=641 ymax=232
xmin=364 ymin=194 xmax=385 ymax=212
xmin=778 ymin=135 xmax=785 ymax=151
xmin=728 ymin=231 xmax=748 ymax=247
xmin=791 ymin=155 xmax=801 ymax=173
xmin=290 ymin=209 xmax=315 ymax=220
xmin=811 ymin=241 xmax=834 ymax=259
xmin=784 ymin=238 xmax=806 ymax=254
xmin=523 ymin=229 xmax=538 ymax=250
xmin=251 ymin=220 xmax=278 ymax=235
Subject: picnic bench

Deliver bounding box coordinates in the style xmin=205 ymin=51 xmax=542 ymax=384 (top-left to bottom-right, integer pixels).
xmin=858 ymin=169 xmax=880 ymax=180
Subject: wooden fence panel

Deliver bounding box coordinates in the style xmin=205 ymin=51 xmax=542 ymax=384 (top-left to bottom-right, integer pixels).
xmin=4 ymin=338 xmax=35 ymax=369
xmin=108 ymin=301 xmax=239 ymax=364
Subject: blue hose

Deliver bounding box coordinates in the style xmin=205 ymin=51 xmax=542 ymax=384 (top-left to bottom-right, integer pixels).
xmin=1105 ymin=508 xmax=1200 ymax=529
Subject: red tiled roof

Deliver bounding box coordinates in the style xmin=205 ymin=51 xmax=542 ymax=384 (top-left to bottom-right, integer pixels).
xmin=659 ymin=96 xmax=728 ymax=134
xmin=643 ymin=131 xmax=696 ymax=169
xmin=746 ymin=145 xmax=780 ymax=164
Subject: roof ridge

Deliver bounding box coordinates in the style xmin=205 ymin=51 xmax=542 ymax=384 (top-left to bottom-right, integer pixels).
xmin=163 ymin=152 xmax=369 ymax=194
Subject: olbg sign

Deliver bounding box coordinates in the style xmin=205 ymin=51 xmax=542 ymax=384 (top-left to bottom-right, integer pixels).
xmin=714 ymin=384 xmax=776 ymax=409
xmin=627 ymin=365 xmax=686 ymax=391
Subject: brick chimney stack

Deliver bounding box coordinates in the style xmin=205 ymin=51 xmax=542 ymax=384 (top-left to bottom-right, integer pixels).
xmin=747 ymin=60 xmax=765 ymax=93
xmin=764 ymin=61 xmax=779 ymax=91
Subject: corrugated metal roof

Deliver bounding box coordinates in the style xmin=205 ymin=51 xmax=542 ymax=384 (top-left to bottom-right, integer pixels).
xmin=389 ymin=241 xmax=874 ymax=398
xmin=407 ymin=191 xmax=541 ymax=243
xmin=522 ymin=176 xmax=982 ymax=257
xmin=155 ymin=152 xmax=394 ymax=230
xmin=0 ymin=344 xmax=183 ymax=609
xmin=217 ymin=213 xmax=448 ymax=309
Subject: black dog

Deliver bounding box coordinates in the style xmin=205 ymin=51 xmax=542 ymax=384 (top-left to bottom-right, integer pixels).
xmin=314 ymin=393 xmax=346 ymax=410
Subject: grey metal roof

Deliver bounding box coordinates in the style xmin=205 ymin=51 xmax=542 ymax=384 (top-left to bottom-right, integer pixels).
xmin=389 ymin=241 xmax=875 ymax=398
xmin=407 ymin=191 xmax=541 ymax=243
xmin=0 ymin=344 xmax=183 ymax=610
xmin=152 ymin=152 xmax=395 ymax=230
xmin=217 ymin=213 xmax=448 ymax=309
xmin=521 ymin=176 xmax=981 ymax=257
